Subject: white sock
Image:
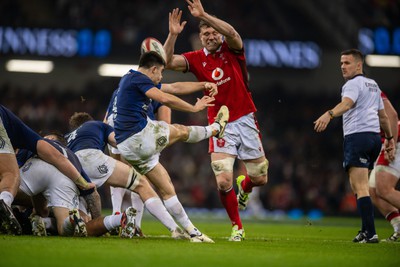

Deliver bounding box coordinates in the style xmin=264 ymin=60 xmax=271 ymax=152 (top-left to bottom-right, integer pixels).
xmin=185 ymin=125 xmax=215 ymax=143
xmin=390 ymin=216 xmax=400 ymax=232
xmin=0 ymin=191 xmax=14 ymax=207
xmin=144 ymin=197 xmax=178 ymax=232
xmin=110 ymin=186 xmax=125 ymax=214
xmin=131 ymin=192 xmax=144 ymax=228
xmin=164 ymin=195 xmax=199 ymax=236
xmin=103 ymin=213 xmax=123 ymax=231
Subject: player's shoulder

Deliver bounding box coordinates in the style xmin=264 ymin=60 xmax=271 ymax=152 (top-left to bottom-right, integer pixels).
xmin=344 ymin=75 xmax=365 ymax=87
xmin=87 ymin=120 xmax=107 ymax=128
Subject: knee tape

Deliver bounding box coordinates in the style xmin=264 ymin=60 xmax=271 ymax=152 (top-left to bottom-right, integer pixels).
xmin=126 ymin=167 xmax=141 ymax=191
xmin=244 ymin=159 xmax=269 ymax=177
xmin=211 ymin=157 xmax=235 ymax=176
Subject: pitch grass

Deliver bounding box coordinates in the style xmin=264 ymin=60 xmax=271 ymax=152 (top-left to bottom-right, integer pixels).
xmin=0 ymin=217 xmax=398 ymax=267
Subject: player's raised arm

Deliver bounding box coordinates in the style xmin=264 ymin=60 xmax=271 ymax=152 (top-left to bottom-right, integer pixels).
xmin=186 ymin=0 xmax=242 ymax=50
xmin=164 ymin=8 xmax=188 ymax=71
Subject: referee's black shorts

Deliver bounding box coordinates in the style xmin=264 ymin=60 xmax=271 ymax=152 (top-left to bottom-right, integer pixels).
xmin=343 ymin=132 xmax=381 ymax=171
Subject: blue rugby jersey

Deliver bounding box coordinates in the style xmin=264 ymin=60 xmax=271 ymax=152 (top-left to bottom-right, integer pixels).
xmin=113 ymin=69 xmax=161 ymax=144
xmin=0 ymin=104 xmax=42 ymax=154
xmin=65 ymin=121 xmax=114 ymax=152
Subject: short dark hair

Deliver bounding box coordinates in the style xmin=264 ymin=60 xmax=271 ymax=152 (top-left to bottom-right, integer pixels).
xmin=341 ymin=49 xmax=364 ymax=62
xmin=69 ymin=112 xmax=93 ymax=130
xmin=139 ymin=51 xmax=165 ymax=68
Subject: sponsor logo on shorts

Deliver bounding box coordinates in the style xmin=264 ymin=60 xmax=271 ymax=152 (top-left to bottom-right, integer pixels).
xmin=157 ymin=136 xmax=167 ymax=147
xmin=217 ymin=138 xmax=225 ymax=147
xmin=359 ymin=157 xmax=367 ymax=164
xmin=97 ymin=164 xmax=109 ymax=174
xmin=21 ymin=162 xmax=32 ymax=172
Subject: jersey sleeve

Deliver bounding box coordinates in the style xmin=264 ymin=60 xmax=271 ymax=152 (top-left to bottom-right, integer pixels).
xmin=342 ymin=79 xmax=359 ymax=103
xmin=131 ymin=74 xmax=157 ymax=94
xmin=182 ymin=50 xmax=199 ymax=74
xmin=10 ymin=114 xmax=42 ymax=153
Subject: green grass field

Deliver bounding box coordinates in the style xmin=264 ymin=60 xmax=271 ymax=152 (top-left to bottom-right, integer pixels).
xmin=0 ymin=216 xmax=398 ymax=267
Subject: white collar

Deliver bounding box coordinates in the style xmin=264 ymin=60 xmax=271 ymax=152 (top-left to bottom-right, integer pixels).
xmin=203 ymin=45 xmax=222 ymax=56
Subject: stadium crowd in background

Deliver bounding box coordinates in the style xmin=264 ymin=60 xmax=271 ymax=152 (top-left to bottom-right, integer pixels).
xmin=1 ymin=0 xmax=398 ymax=52
xmin=1 ymin=0 xmax=400 ymax=243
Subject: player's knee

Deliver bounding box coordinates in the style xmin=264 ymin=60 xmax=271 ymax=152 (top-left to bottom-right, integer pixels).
xmin=244 ymin=159 xmax=269 ymax=184
xmin=216 ymin=179 xmax=233 ymax=191
xmin=211 ymin=157 xmax=235 ymax=176
xmin=173 ymin=124 xmax=190 ymax=140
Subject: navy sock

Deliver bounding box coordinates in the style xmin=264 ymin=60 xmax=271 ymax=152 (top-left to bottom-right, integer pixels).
xmin=355 ymin=194 xmax=365 ymax=231
xmin=357 ymin=196 xmax=376 ymax=237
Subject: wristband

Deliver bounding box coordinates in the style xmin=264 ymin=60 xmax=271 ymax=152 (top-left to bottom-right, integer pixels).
xmin=75 ymin=175 xmax=89 ymax=188
xmin=328 ymin=110 xmax=334 ymax=120
xmin=385 ymin=136 xmax=393 ymax=140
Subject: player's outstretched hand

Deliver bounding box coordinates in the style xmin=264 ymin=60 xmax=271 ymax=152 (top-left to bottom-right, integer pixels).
xmin=205 ymin=82 xmax=218 ymax=97
xmin=194 ymin=96 xmax=215 ymax=112
xmin=313 ymin=112 xmax=331 ymax=132
xmin=186 ymin=0 xmax=205 ymax=18
xmin=169 ymin=8 xmax=187 ymax=35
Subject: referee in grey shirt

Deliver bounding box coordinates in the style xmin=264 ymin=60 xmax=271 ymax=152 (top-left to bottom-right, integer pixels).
xmin=314 ymin=48 xmax=395 ymax=243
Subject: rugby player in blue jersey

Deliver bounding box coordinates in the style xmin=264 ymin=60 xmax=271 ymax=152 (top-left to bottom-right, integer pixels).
xmin=105 ymin=92 xmax=173 ymax=237
xmin=15 ymin=137 xmax=90 ymax=237
xmin=66 ymin=112 xmax=193 ymax=239
xmin=0 ymin=105 xmax=95 ymax=235
xmin=113 ymin=51 xmax=228 ymax=243
xmin=15 ymin=135 xmax=137 ymax=238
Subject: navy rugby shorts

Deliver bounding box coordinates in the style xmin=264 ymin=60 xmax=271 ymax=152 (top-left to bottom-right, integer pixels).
xmin=343 ymin=132 xmax=381 ymax=171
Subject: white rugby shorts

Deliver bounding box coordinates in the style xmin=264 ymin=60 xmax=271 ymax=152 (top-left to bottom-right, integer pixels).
xmin=75 ymin=149 xmax=116 ymax=188
xmin=117 ymin=118 xmax=169 ymax=175
xmin=19 ymin=157 xmax=79 ymax=209
xmin=210 ymin=113 xmax=265 ymax=160
xmin=369 ymin=143 xmax=400 ymax=187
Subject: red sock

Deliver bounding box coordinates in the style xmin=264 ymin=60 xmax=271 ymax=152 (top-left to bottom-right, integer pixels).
xmin=386 ymin=211 xmax=400 ymax=221
xmin=218 ymin=187 xmax=243 ymax=229
xmin=242 ymin=175 xmax=256 ymax=193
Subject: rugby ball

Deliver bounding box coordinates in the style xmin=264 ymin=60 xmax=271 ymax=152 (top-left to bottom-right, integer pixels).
xmin=140 ymin=37 xmax=167 ymax=64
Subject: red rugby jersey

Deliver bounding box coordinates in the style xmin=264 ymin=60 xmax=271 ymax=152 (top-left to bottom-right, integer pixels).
xmin=182 ymin=42 xmax=256 ymax=123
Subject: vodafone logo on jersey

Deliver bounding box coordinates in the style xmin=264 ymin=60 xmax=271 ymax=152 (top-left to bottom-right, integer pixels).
xmin=211 ymin=68 xmax=224 ymax=81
